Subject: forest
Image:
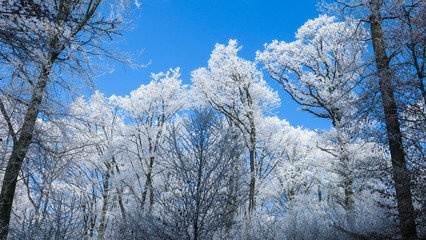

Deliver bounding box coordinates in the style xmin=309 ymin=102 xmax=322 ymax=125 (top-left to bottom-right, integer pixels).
xmin=0 ymin=0 xmax=425 ymax=239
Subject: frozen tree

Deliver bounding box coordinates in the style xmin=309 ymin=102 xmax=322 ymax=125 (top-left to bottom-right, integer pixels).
xmin=258 ymin=15 xmax=367 ymax=127
xmin=119 ymin=108 xmax=244 ymax=240
xmin=192 ymin=40 xmax=280 ymax=215
xmin=252 ymin=117 xmax=393 ymax=239
xmin=69 ymin=91 xmax=126 ymax=239
xmin=322 ymin=0 xmax=425 ymax=237
xmin=113 ymin=68 xmax=189 ymax=212
xmin=402 ymin=100 xmax=426 ymax=233
xmin=260 ymin=118 xmax=324 ymax=211
xmin=5 ymin=118 xmax=85 ymax=240
xmin=386 ymin=2 xmax=426 ymax=232
xmin=0 ymin=0 xmax=138 ymax=237
xmin=10 ymin=192 xmax=84 ymax=240
xmin=258 ymin=15 xmax=368 ymax=212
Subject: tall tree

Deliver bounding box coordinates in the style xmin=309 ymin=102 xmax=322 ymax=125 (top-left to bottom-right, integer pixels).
xmin=388 ymin=2 xmax=426 ymax=230
xmin=0 ymin=0 xmax=135 ymax=238
xmin=192 ymin=40 xmax=280 ymax=215
xmin=114 ymin=68 xmax=189 ymax=211
xmin=69 ymin=91 xmax=126 ymax=239
xmin=118 ymin=108 xmax=244 ymax=240
xmin=159 ymin=108 xmax=243 ymax=240
xmin=258 ymin=15 xmax=367 ymax=211
xmin=325 ymin=0 xmax=422 ymax=237
xmin=369 ymin=0 xmax=416 ymax=237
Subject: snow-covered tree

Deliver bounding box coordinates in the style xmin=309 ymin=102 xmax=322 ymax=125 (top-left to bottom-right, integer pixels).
xmin=113 ymin=68 xmax=189 ymax=212
xmin=258 ymin=15 xmax=368 ymax=211
xmin=0 ymin=1 xmax=138 ymax=237
xmin=258 ymin=15 xmax=367 ymax=127
xmin=69 ymin=91 xmax=126 ymax=239
xmin=325 ymin=0 xmax=424 ymax=237
xmin=8 ymin=118 xmax=84 ymax=240
xmin=192 ymin=40 xmax=280 ymax=215
xmin=136 ymin=108 xmax=243 ymax=240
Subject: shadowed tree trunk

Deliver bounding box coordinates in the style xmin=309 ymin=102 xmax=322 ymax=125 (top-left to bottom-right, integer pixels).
xmin=0 ymin=60 xmax=54 ymax=238
xmin=369 ymin=0 xmax=417 ymax=238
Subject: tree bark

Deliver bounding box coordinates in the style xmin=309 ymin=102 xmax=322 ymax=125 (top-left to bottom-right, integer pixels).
xmin=247 ymin=109 xmax=256 ymax=216
xmin=0 ymin=62 xmax=54 ymax=239
xmin=334 ymin=120 xmax=354 ymax=212
xmin=97 ymin=163 xmax=112 ymax=240
xmin=141 ymin=148 xmax=155 ymax=211
xmin=369 ymin=0 xmax=417 ymax=238
xmin=248 ymin=148 xmax=256 ymax=215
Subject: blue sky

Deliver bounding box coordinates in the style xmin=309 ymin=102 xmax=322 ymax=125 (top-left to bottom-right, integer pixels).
xmin=97 ymin=0 xmax=331 ymax=130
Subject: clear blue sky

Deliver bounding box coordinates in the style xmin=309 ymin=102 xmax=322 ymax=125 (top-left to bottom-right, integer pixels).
xmin=97 ymin=0 xmax=331 ymax=130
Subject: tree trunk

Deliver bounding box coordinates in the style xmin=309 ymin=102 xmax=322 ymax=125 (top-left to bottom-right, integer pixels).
xmin=0 ymin=63 xmax=53 ymax=239
xmin=335 ymin=121 xmax=354 ymax=212
xmin=369 ymin=1 xmax=417 ymax=238
xmin=97 ymin=164 xmax=112 ymax=240
xmin=141 ymin=155 xmax=155 ymax=211
xmin=225 ymin=162 xmax=239 ymax=237
xmin=247 ymin=112 xmax=257 ymax=216
xmin=248 ymin=148 xmax=256 ymax=215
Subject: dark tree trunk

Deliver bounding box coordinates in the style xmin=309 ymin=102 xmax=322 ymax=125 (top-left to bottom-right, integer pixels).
xmin=141 ymin=154 xmax=155 ymax=211
xmin=0 ymin=63 xmax=52 ymax=239
xmin=248 ymin=148 xmax=256 ymax=215
xmin=369 ymin=0 xmax=417 ymax=238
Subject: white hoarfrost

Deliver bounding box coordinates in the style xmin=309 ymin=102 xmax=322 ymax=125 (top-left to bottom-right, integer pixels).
xmin=257 ymin=15 xmax=367 ymax=123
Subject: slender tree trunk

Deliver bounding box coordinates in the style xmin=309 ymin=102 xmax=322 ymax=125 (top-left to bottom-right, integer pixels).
xmin=318 ymin=184 xmax=322 ymax=202
xmin=116 ymin=172 xmax=127 ymax=224
xmin=225 ymin=162 xmax=239 ymax=237
xmin=141 ymin=155 xmax=154 ymax=211
xmin=193 ymin=144 xmax=204 ymax=240
xmin=247 ymin=113 xmax=257 ymax=216
xmin=83 ymin=183 xmax=98 ymax=239
xmin=148 ymin=157 xmax=155 ymax=210
xmin=244 ymin=84 xmax=256 ymax=217
xmin=248 ymin=148 xmax=256 ymax=215
xmin=369 ymin=1 xmax=417 ymax=238
xmin=0 ymin=62 xmax=53 ymax=239
xmin=98 ymin=163 xmax=112 ymax=240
